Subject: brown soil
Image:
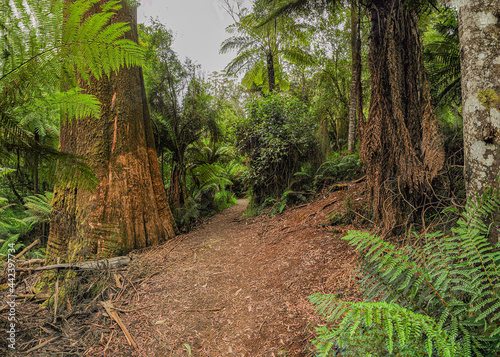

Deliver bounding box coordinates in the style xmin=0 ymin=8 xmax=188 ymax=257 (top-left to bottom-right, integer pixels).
xmin=2 ymin=183 xmax=367 ymax=356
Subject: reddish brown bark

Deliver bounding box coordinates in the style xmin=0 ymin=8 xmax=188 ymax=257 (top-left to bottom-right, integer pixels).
xmin=46 ymin=1 xmax=176 ymax=263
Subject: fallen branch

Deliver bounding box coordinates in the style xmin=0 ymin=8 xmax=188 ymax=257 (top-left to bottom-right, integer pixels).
xmin=100 ymin=300 xmax=138 ymax=350
xmin=35 ymin=256 xmax=131 ymax=272
xmin=15 ymin=239 xmax=40 ymax=259
xmin=19 ymin=259 xmax=45 ymax=267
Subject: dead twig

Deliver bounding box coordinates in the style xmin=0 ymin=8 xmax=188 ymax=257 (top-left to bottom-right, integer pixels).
xmin=24 ymin=336 xmax=60 ymax=354
xmin=109 ymin=304 xmax=154 ymax=313
xmin=15 ymin=239 xmax=40 ymax=259
xmin=53 ymin=258 xmax=60 ymax=323
xmin=183 ymin=307 xmax=224 ymax=312
xmin=19 ymin=258 xmax=45 ymax=267
xmin=103 ymin=331 xmax=114 ymax=353
xmin=100 ymin=300 xmax=138 ymax=350
xmin=258 ymin=320 xmax=266 ymax=335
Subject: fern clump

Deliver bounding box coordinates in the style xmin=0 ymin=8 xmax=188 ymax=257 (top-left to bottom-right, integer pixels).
xmin=310 ymin=190 xmax=500 ymax=356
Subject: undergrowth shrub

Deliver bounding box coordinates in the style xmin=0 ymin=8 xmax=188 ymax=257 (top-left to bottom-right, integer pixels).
xmin=238 ymin=93 xmax=319 ymax=206
xmin=310 ymin=190 xmax=500 ymax=356
xmin=314 ymin=153 xmax=362 ymax=190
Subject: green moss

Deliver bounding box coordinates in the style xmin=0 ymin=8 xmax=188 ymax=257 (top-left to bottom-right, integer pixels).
xmin=478 ymin=89 xmax=500 ymax=110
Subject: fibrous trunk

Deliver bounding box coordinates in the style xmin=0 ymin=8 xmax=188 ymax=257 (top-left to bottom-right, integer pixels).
xmin=452 ymin=0 xmax=500 ymax=245
xmin=361 ymin=0 xmax=444 ymax=233
xmin=46 ymin=1 xmax=177 ymax=263
xmin=166 ymin=159 xmax=187 ymax=212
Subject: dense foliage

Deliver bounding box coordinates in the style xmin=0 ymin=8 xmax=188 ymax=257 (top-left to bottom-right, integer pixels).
xmin=310 ymin=190 xmax=500 ymax=356
xmin=238 ymin=93 xmax=319 ymax=205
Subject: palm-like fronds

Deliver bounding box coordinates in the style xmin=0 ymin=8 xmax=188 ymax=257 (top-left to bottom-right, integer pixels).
xmin=220 ymin=1 xmax=313 ymax=92
xmin=424 ymin=7 xmax=461 ymax=107
xmin=0 ymin=0 xmax=144 ymax=192
xmin=23 ymin=191 xmax=53 ymax=225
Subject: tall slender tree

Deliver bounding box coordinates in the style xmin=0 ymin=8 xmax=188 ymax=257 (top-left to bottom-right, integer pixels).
xmin=347 ymin=0 xmax=363 ymax=154
xmin=46 ymin=0 xmax=177 ymax=263
xmin=450 ymin=0 xmax=500 ymax=245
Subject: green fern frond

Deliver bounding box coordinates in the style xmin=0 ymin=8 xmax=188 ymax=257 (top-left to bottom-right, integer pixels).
xmin=311 ymin=190 xmax=500 ymax=356
xmin=23 ymin=191 xmax=53 ymax=225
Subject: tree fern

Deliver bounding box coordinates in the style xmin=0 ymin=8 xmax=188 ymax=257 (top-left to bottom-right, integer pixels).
xmin=23 ymin=191 xmax=53 ymax=225
xmin=1 ymin=0 xmax=143 ymax=190
xmin=310 ymin=190 xmax=500 ymax=356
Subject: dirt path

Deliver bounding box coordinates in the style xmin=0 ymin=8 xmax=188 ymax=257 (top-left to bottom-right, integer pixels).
xmin=9 ymin=185 xmax=365 ymax=356
xmin=113 ymin=191 xmax=363 ymax=357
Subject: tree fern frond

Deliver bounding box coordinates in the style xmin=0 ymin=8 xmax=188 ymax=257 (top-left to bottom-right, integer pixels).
xmin=310 ymin=294 xmax=456 ymax=357
xmin=311 ymin=191 xmax=500 ymax=356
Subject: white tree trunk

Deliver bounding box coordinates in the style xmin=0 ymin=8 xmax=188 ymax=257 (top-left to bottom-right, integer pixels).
xmin=452 ymin=0 xmax=500 ymax=244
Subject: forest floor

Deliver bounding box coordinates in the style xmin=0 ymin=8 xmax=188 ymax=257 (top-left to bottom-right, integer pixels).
xmin=3 ymin=182 xmax=369 ymax=356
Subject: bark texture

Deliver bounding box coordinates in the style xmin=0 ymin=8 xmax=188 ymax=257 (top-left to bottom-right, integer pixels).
xmin=46 ymin=1 xmax=176 ymax=263
xmin=347 ymin=0 xmax=360 ymax=154
xmin=166 ymin=159 xmax=187 ymax=211
xmin=452 ymin=0 xmax=500 ymax=245
xmin=361 ymin=0 xmax=444 ymax=233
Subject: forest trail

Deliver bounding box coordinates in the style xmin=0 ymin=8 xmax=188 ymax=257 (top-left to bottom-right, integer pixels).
xmin=13 ymin=185 xmax=365 ymax=357
xmin=113 ymin=188 xmax=364 ymax=357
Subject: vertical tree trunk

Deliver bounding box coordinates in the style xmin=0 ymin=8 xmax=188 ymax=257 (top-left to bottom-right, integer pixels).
xmin=33 ymin=131 xmax=40 ymax=195
xmin=267 ymin=51 xmax=276 ymax=93
xmin=452 ymin=0 xmax=500 ymax=245
xmin=347 ymin=0 xmax=359 ymax=154
xmin=46 ymin=1 xmax=176 ymax=263
xmin=356 ymin=2 xmax=364 ymax=138
xmin=361 ymin=0 xmax=444 ymax=233
xmin=167 ymin=159 xmax=187 ymax=212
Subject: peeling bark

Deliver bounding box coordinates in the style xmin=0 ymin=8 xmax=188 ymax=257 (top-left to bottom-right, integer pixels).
xmin=451 ymin=0 xmax=500 ymax=245
xmin=46 ymin=1 xmax=177 ymax=264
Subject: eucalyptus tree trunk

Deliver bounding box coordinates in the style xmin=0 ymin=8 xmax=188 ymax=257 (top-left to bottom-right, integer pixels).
xmin=46 ymin=1 xmax=177 ymax=264
xmin=347 ymin=0 xmax=361 ymax=154
xmin=360 ymin=0 xmax=444 ymax=233
xmin=451 ymin=0 xmax=500 ymax=245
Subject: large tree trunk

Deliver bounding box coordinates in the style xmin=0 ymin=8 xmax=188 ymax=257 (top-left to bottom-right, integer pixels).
xmin=46 ymin=1 xmax=177 ymax=264
xmin=360 ymin=0 xmax=444 ymax=233
xmin=452 ymin=0 xmax=500 ymax=245
xmin=347 ymin=0 xmax=360 ymax=154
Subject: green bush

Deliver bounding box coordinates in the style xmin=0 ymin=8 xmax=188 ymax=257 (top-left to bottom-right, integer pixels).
xmin=310 ymin=190 xmax=500 ymax=356
xmin=314 ymin=153 xmax=362 ymax=190
xmin=238 ymin=93 xmax=319 ymax=205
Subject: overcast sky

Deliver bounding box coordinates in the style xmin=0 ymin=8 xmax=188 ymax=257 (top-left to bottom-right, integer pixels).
xmin=137 ymin=0 xmax=248 ymax=75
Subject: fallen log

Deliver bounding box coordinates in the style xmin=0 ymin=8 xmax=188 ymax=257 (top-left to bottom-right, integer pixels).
xmin=34 ymin=256 xmax=131 ymax=272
